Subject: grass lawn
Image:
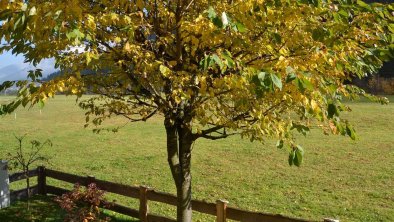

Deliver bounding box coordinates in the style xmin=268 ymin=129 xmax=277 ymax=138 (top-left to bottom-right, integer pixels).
xmin=0 ymin=195 xmax=137 ymax=222
xmin=0 ymin=95 xmax=393 ymax=221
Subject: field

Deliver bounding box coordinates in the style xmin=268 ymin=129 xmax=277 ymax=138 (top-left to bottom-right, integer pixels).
xmin=0 ymin=95 xmax=393 ymax=222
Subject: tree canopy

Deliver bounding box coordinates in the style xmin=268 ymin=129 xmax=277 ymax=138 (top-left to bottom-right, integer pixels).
xmin=1 ymin=0 xmax=393 ymax=221
xmin=1 ymin=0 xmax=392 ymax=144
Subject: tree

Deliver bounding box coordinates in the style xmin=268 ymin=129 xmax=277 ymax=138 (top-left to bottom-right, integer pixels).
xmin=1 ymin=0 xmax=393 ymax=221
xmin=7 ymin=135 xmax=51 ymax=210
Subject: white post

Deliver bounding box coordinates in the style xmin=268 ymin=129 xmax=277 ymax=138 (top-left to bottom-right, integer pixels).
xmin=324 ymin=219 xmax=340 ymax=222
xmin=0 ymin=160 xmax=10 ymax=208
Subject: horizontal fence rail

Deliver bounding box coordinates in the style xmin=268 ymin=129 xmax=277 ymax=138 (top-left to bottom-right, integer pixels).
xmin=44 ymin=168 xmax=315 ymax=222
xmin=8 ymin=169 xmax=39 ymax=202
xmin=6 ymin=167 xmax=336 ymax=222
xmin=9 ymin=169 xmax=38 ymax=183
xmin=10 ymin=185 xmax=38 ymax=202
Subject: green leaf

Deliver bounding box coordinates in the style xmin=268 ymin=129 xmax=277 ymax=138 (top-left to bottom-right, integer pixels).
xmin=294 ymin=145 xmax=304 ymax=167
xmin=286 ymin=66 xmax=296 ymax=83
xmin=312 ymin=27 xmax=329 ymax=42
xmin=295 ymin=77 xmax=313 ymax=92
xmin=346 ymin=124 xmax=356 ymax=140
xmin=291 ymin=123 xmax=310 ymax=136
xmin=212 ymin=54 xmax=224 ymax=70
xmin=38 ymin=100 xmax=45 ymax=109
xmin=222 ymin=50 xmax=235 ymax=68
xmin=276 ymin=140 xmax=284 ymax=149
xmin=212 ymin=17 xmax=223 ymax=28
xmin=327 ymin=103 xmax=338 ymax=118
xmin=288 ymin=150 xmax=295 ymax=166
xmin=0 ymin=81 xmax=14 ymax=92
xmin=258 ymin=72 xmax=266 ymax=81
xmin=338 ymin=9 xmax=348 ymax=18
xmin=206 ymin=7 xmax=223 ymax=28
xmin=199 ymin=55 xmax=211 ymax=70
xmin=286 ymin=73 xmax=296 ymax=83
xmin=273 ymin=33 xmax=282 ymax=44
xmin=298 ymin=0 xmax=319 ymax=7
xmin=235 ymin=22 xmax=246 ymax=33
xmin=357 ymin=0 xmax=371 ymax=10
xmin=270 ymin=73 xmax=282 ymax=90
xmin=207 ymin=6 xmax=217 ymax=20
xmin=73 ymin=29 xmax=85 ymax=38
xmin=302 ymin=78 xmax=313 ymax=90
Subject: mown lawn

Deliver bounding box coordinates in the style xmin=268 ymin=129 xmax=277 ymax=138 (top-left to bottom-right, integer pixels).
xmin=0 ymin=95 xmax=393 ymax=221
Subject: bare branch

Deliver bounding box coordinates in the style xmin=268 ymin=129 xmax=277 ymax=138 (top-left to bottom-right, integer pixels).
xmin=115 ymin=108 xmax=158 ymax=122
xmin=198 ymin=132 xmax=238 ymax=140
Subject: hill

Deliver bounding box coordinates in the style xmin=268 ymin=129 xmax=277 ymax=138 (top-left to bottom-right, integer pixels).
xmin=0 ymin=64 xmax=29 ymax=83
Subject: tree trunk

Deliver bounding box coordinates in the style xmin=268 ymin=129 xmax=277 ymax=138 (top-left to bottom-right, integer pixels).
xmin=165 ymin=117 xmax=193 ymax=222
xmin=25 ymin=167 xmax=30 ymax=211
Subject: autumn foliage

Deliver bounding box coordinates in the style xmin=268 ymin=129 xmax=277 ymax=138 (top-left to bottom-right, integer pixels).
xmin=1 ymin=0 xmax=393 ymax=221
xmin=55 ymin=183 xmax=111 ymax=222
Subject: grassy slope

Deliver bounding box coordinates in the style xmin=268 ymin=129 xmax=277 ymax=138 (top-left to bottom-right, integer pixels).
xmin=0 ymin=95 xmax=393 ymax=221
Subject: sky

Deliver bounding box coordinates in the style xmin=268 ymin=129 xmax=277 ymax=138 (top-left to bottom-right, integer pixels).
xmin=0 ymin=28 xmax=57 ymax=80
xmin=0 ymin=50 xmax=57 ymax=79
xmin=0 ymin=51 xmax=26 ymax=68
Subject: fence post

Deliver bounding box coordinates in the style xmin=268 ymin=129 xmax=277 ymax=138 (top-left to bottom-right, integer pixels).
xmin=139 ymin=185 xmax=149 ymax=222
xmin=37 ymin=166 xmax=46 ymax=195
xmin=216 ymin=199 xmax=228 ymax=222
xmin=0 ymin=160 xmax=10 ymax=208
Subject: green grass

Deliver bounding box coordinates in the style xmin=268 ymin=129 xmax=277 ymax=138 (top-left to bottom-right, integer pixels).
xmin=1 ymin=95 xmax=394 ymax=221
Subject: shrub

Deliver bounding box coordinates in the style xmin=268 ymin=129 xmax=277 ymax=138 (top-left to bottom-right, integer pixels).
xmin=55 ymin=183 xmax=111 ymax=222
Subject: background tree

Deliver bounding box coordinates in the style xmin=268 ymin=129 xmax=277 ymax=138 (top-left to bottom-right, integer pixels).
xmin=1 ymin=0 xmax=393 ymax=221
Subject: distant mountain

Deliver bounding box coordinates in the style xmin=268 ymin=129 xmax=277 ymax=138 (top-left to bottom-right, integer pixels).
xmin=44 ymin=69 xmax=99 ymax=81
xmin=0 ymin=60 xmax=58 ymax=83
xmin=44 ymin=70 xmax=63 ymax=81
xmin=0 ymin=64 xmax=29 ymax=83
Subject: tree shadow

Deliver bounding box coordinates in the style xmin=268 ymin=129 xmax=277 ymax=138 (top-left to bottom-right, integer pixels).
xmin=0 ymin=195 xmax=64 ymax=221
xmin=0 ymin=195 xmax=140 ymax=221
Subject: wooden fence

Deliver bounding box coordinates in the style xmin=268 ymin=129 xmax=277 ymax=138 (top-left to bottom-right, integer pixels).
xmin=8 ymin=167 xmax=338 ymax=222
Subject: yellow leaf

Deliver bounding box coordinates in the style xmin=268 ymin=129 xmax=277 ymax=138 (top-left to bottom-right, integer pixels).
xmin=174 ymin=96 xmax=181 ymax=104
xmin=124 ymin=42 xmax=131 ymax=52
xmin=159 ymin=65 xmax=171 ymax=77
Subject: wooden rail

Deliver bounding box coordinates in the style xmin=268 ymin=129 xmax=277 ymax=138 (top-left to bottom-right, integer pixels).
xmin=8 ymin=169 xmax=39 ymax=202
xmin=7 ymin=167 xmax=335 ymax=222
xmin=10 ymin=185 xmax=38 ymax=202
xmin=9 ymin=169 xmax=38 ymax=183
